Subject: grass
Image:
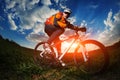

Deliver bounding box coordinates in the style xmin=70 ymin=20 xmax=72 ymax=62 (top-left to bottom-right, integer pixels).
xmin=0 ymin=36 xmax=120 ymax=80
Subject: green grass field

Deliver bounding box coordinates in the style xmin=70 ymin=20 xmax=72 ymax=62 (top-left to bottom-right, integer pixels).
xmin=0 ymin=36 xmax=120 ymax=80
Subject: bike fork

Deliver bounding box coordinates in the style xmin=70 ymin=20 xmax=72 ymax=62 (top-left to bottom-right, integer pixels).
xmin=81 ymin=45 xmax=89 ymax=62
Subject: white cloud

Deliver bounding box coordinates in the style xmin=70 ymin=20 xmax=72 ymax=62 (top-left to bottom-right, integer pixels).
xmin=33 ymin=23 xmax=44 ymax=34
xmin=97 ymin=10 xmax=120 ymax=46
xmin=5 ymin=0 xmax=16 ymax=9
xmin=26 ymin=32 xmax=48 ymax=42
xmin=29 ymin=0 xmax=40 ymax=6
xmin=8 ymin=13 xmax=18 ymax=30
xmin=59 ymin=0 xmax=68 ymax=9
xmin=18 ymin=5 xmax=58 ymax=32
xmin=21 ymin=6 xmax=58 ymax=42
xmin=5 ymin=0 xmax=63 ymax=33
xmin=5 ymin=0 xmax=42 ymax=32
xmin=80 ymin=20 xmax=87 ymax=27
xmin=41 ymin=0 xmax=51 ymax=5
xmin=54 ymin=0 xmax=59 ymax=3
xmin=104 ymin=10 xmax=114 ymax=30
xmin=68 ymin=16 xmax=76 ymax=24
xmin=59 ymin=3 xmax=67 ymax=9
xmin=5 ymin=0 xmax=58 ymax=35
xmin=5 ymin=0 xmax=40 ymax=11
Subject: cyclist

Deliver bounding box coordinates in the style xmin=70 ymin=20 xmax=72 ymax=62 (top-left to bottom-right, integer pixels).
xmin=44 ymin=8 xmax=86 ymax=54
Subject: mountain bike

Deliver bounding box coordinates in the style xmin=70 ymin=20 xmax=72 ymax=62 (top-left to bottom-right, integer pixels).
xmin=34 ymin=30 xmax=109 ymax=74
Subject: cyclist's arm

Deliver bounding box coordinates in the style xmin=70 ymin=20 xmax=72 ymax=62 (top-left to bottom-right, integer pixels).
xmin=67 ymin=22 xmax=86 ymax=32
xmin=67 ymin=22 xmax=79 ymax=30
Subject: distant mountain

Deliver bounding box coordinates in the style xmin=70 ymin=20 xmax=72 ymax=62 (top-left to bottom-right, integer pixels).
xmin=106 ymin=40 xmax=120 ymax=51
xmin=109 ymin=40 xmax=120 ymax=48
xmin=0 ymin=35 xmax=20 ymax=47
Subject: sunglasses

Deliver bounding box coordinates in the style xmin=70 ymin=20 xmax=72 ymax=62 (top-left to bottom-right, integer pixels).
xmin=64 ymin=12 xmax=70 ymax=15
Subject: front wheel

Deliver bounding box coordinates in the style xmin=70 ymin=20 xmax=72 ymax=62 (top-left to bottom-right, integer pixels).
xmin=75 ymin=40 xmax=109 ymax=74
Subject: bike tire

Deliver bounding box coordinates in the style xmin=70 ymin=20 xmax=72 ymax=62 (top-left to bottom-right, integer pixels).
xmin=34 ymin=42 xmax=57 ymax=68
xmin=75 ymin=39 xmax=109 ymax=75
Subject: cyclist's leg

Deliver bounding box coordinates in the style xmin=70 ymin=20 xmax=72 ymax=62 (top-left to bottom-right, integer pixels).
xmin=44 ymin=24 xmax=64 ymax=53
xmin=53 ymin=37 xmax=61 ymax=54
xmin=45 ymin=24 xmax=56 ymax=37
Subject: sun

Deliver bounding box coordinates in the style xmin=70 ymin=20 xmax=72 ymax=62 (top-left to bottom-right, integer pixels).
xmin=61 ymin=41 xmax=81 ymax=53
xmin=61 ymin=40 xmax=100 ymax=53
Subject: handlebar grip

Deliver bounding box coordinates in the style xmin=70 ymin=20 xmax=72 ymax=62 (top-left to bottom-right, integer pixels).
xmin=78 ymin=27 xmax=87 ymax=32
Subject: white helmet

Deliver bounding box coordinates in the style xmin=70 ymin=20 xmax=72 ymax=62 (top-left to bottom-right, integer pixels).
xmin=64 ymin=8 xmax=72 ymax=14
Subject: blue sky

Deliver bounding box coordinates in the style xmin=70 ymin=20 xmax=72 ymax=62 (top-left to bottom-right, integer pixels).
xmin=0 ymin=0 xmax=120 ymax=49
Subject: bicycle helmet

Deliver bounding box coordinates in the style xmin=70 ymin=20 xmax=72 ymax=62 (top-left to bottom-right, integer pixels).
xmin=64 ymin=8 xmax=72 ymax=14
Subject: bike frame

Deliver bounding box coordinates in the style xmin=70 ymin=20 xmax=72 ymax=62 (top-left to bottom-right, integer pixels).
xmin=51 ymin=31 xmax=88 ymax=62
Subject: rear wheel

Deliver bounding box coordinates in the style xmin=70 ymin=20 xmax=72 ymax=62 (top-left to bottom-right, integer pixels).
xmin=75 ymin=40 xmax=109 ymax=74
xmin=34 ymin=42 xmax=59 ymax=68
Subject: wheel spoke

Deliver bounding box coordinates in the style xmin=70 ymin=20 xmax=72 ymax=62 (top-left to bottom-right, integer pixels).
xmin=74 ymin=40 xmax=109 ymax=74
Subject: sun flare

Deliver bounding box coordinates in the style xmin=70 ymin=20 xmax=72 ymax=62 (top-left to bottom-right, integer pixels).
xmin=61 ymin=41 xmax=99 ymax=53
xmin=61 ymin=41 xmax=81 ymax=53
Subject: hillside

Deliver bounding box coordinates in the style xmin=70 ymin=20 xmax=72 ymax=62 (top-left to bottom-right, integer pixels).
xmin=0 ymin=35 xmax=41 ymax=80
xmin=0 ymin=35 xmax=120 ymax=80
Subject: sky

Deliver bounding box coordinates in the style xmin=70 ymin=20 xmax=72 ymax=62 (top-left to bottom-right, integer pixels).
xmin=0 ymin=0 xmax=120 ymax=49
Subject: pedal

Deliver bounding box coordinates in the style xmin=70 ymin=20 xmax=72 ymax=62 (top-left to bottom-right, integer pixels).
xmin=60 ymin=60 xmax=66 ymax=66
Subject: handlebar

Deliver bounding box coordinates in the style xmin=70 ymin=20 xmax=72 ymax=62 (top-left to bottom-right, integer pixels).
xmin=74 ymin=29 xmax=86 ymax=36
xmin=74 ymin=30 xmax=79 ymax=36
xmin=72 ymin=30 xmax=87 ymax=41
xmin=60 ymin=29 xmax=87 ymax=42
